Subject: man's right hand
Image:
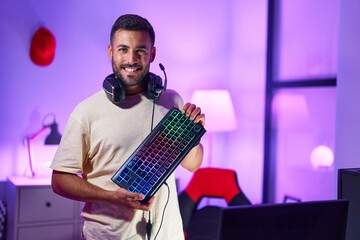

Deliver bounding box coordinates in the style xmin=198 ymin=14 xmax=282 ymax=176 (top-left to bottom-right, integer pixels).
xmin=51 ymin=170 xmax=154 ymax=211
xmin=112 ymin=188 xmax=154 ymax=211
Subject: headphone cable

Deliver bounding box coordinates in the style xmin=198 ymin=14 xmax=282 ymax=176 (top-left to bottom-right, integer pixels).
xmin=148 ymin=96 xmax=169 ymax=240
xmin=151 ymin=99 xmax=156 ymax=130
xmin=147 ymin=99 xmax=156 ymax=240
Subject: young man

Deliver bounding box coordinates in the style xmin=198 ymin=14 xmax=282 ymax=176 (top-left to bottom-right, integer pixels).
xmin=50 ymin=14 xmax=205 ymax=239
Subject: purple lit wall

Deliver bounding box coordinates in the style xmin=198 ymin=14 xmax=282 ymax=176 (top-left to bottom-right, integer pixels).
xmin=336 ymin=0 xmax=360 ymax=172
xmin=0 ymin=0 xmax=268 ymax=203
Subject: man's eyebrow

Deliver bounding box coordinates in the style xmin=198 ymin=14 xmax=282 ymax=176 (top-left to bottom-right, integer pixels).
xmin=116 ymin=44 xmax=128 ymax=48
xmin=136 ymin=45 xmax=148 ymax=49
xmin=115 ymin=44 xmax=149 ymax=50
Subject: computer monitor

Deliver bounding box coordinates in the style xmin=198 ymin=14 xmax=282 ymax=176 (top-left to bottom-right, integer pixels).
xmin=186 ymin=199 xmax=349 ymax=240
xmin=220 ymin=200 xmax=348 ymax=240
xmin=338 ymin=168 xmax=360 ymax=240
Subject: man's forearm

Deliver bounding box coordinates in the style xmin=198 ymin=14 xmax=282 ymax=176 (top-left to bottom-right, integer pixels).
xmin=181 ymin=144 xmax=204 ymax=172
xmin=51 ymin=170 xmax=112 ymax=204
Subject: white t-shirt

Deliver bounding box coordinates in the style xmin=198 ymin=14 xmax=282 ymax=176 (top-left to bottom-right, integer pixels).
xmin=50 ymin=89 xmax=185 ymax=240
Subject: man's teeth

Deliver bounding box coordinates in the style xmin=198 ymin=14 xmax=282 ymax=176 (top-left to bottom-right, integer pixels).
xmin=125 ymin=68 xmax=137 ymax=72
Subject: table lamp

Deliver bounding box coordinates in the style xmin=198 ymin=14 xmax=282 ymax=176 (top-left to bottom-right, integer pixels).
xmin=191 ymin=90 xmax=237 ymax=166
xmin=25 ymin=113 xmax=62 ymax=177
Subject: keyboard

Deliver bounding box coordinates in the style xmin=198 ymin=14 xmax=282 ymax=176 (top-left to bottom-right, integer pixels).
xmin=111 ymin=107 xmax=206 ymax=203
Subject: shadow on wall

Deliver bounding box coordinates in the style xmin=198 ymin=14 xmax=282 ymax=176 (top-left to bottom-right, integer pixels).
xmin=0 ymin=182 xmax=5 ymax=201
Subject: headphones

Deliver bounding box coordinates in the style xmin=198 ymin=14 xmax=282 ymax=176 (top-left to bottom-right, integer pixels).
xmin=103 ymin=64 xmax=167 ymax=104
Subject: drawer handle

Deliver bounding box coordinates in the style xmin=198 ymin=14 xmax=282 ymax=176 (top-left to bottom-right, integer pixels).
xmin=45 ymin=201 xmax=52 ymax=207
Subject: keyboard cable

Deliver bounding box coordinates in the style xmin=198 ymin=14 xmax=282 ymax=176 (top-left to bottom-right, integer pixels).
xmin=147 ymin=211 xmax=152 ymax=240
xmin=154 ymin=182 xmax=170 ymax=240
xmin=146 ymin=182 xmax=170 ymax=240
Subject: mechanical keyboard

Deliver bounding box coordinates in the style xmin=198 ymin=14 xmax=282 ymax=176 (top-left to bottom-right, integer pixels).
xmin=111 ymin=107 xmax=206 ymax=203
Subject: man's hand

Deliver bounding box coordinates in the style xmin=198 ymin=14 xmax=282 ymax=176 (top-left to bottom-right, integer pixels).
xmin=111 ymin=188 xmax=154 ymax=211
xmin=182 ymin=103 xmax=205 ymax=127
xmin=179 ymin=103 xmax=206 ymax=172
xmin=51 ymin=170 xmax=154 ymax=211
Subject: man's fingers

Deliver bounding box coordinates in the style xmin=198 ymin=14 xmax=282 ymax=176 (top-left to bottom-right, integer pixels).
xmin=182 ymin=104 xmax=202 ymax=120
xmin=125 ymin=192 xmax=145 ymax=202
xmin=135 ymin=193 xmax=145 ymax=200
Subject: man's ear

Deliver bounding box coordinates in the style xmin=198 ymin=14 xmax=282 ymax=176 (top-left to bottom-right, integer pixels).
xmin=150 ymin=47 xmax=156 ymax=63
xmin=107 ymin=44 xmax=113 ymax=60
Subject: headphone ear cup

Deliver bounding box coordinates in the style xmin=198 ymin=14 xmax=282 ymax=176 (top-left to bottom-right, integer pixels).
xmin=147 ymin=72 xmax=165 ymax=100
xmin=103 ymin=74 xmax=125 ymax=103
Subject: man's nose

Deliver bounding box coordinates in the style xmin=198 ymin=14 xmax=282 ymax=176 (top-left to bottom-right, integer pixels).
xmin=127 ymin=50 xmax=140 ymax=64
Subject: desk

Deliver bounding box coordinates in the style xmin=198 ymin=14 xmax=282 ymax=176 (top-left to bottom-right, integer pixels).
xmin=6 ymin=176 xmax=83 ymax=240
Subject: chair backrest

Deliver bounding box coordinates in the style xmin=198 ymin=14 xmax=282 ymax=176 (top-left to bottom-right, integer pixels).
xmin=178 ymin=167 xmax=251 ymax=233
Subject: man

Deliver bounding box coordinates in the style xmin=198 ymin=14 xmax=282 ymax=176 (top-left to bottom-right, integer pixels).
xmin=50 ymin=14 xmax=205 ymax=240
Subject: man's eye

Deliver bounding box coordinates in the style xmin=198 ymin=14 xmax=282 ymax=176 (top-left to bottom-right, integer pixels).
xmin=137 ymin=49 xmax=146 ymax=55
xmin=118 ymin=48 xmax=127 ymax=53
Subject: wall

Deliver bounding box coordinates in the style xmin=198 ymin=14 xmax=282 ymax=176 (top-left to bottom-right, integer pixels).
xmin=335 ymin=1 xmax=360 ymax=172
xmin=0 ymin=0 xmax=267 ymax=203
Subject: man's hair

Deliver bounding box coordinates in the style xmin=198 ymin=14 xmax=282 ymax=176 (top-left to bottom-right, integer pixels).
xmin=110 ymin=14 xmax=155 ymax=46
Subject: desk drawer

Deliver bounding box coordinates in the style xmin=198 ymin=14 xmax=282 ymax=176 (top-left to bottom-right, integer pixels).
xmin=19 ymin=187 xmax=75 ymax=223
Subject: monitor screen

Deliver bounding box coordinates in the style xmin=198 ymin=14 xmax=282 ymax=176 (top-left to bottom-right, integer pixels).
xmin=219 ymin=200 xmax=349 ymax=240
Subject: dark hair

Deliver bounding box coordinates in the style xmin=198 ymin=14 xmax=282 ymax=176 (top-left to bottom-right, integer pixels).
xmin=110 ymin=14 xmax=155 ymax=46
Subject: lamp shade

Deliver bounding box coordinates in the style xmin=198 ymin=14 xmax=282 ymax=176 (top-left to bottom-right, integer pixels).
xmin=310 ymin=145 xmax=334 ymax=169
xmin=44 ymin=122 xmax=62 ymax=145
xmin=191 ymin=90 xmax=237 ymax=132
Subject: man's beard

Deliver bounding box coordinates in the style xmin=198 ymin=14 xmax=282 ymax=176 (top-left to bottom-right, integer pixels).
xmin=112 ymin=63 xmax=149 ymax=87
